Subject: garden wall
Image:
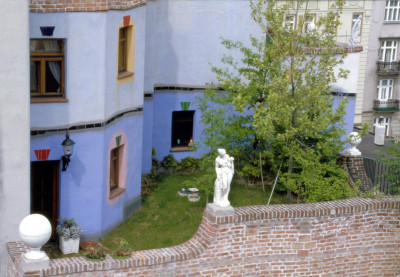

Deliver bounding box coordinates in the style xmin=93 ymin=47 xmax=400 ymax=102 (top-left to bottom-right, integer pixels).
xmin=7 ymin=197 xmax=400 ymax=277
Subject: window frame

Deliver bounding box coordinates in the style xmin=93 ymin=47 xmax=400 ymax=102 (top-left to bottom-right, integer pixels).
xmin=379 ymin=40 xmax=398 ymax=62
xmin=385 ymin=0 xmax=400 ymax=22
xmin=117 ymin=23 xmax=134 ymax=80
xmin=285 ymin=14 xmax=296 ymax=30
xmin=377 ymin=79 xmax=394 ymax=100
xmin=170 ymin=110 xmax=195 ymax=151
xmin=374 ymin=117 xmax=391 ymax=136
xmin=351 ymin=12 xmax=363 ymax=37
xmin=107 ymin=133 xmax=128 ymax=201
xmin=30 ymin=39 xmax=66 ymax=102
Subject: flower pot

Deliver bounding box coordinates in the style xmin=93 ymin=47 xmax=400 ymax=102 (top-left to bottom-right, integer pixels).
xmin=80 ymin=241 xmax=98 ymax=251
xmin=59 ymin=237 xmax=80 ymax=255
xmin=123 ymin=15 xmax=130 ymax=27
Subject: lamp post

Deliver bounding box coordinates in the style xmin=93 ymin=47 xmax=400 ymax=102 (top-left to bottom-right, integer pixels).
xmin=61 ymin=131 xmax=75 ymax=171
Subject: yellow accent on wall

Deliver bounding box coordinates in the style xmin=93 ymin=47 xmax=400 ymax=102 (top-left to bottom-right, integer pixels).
xmin=116 ymin=19 xmax=135 ymax=85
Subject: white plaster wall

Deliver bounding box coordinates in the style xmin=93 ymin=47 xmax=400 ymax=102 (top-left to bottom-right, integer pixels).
xmin=104 ymin=8 xmax=146 ymax=118
xmin=30 ymin=8 xmax=146 ymax=128
xmin=147 ymin=0 xmax=259 ymax=87
xmin=334 ymin=52 xmax=360 ymax=94
xmin=0 ymin=0 xmax=30 ymax=275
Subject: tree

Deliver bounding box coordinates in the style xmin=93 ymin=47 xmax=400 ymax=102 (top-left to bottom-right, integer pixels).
xmin=199 ymin=0 xmax=357 ymax=202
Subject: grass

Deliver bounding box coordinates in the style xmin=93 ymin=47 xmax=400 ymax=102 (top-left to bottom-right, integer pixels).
xmin=100 ymin=171 xmax=288 ymax=251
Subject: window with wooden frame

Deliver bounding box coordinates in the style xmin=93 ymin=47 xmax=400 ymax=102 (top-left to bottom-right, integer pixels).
xmin=109 ymin=145 xmax=125 ymax=198
xmin=30 ymin=39 xmax=65 ymax=102
xmin=171 ymin=111 xmax=195 ymax=151
xmin=117 ymin=25 xmax=134 ymax=79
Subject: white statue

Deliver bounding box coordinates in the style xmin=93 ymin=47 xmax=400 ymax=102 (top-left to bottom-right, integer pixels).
xmin=214 ymin=149 xmax=234 ymax=207
xmin=349 ymin=15 xmax=361 ymax=46
xmin=346 ymin=132 xmax=362 ymax=156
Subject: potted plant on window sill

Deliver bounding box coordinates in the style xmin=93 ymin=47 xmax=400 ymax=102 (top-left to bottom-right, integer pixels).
xmin=56 ymin=218 xmax=82 ymax=255
xmin=111 ymin=239 xmax=132 ymax=259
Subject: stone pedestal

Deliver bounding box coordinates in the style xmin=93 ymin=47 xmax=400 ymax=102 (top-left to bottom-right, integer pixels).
xmin=206 ymin=203 xmax=235 ymax=216
xmin=21 ymin=253 xmax=50 ymax=271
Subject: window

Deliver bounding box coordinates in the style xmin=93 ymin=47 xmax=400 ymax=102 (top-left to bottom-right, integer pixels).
xmin=117 ymin=24 xmax=134 ymax=79
xmin=285 ymin=15 xmax=296 ymax=30
xmin=303 ymin=14 xmax=316 ymax=33
xmin=352 ymin=13 xmax=363 ymax=36
xmin=110 ymin=146 xmax=121 ymax=193
xmin=377 ymin=79 xmax=394 ymax=100
xmin=379 ymin=40 xmax=398 ymax=62
xmin=108 ymin=133 xmax=127 ymax=201
xmin=374 ymin=117 xmax=391 ymax=136
xmin=30 ymin=39 xmax=65 ymax=101
xmin=171 ymin=111 xmax=194 ymax=150
xmin=385 ymin=0 xmax=400 ymax=22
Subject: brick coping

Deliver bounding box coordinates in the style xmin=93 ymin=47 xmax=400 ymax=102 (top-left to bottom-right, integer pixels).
xmin=29 ymin=0 xmax=148 ymax=13
xmin=7 ymin=197 xmax=400 ymax=276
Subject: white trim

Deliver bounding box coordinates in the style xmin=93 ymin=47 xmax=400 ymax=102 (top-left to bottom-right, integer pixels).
xmin=385 ymin=0 xmax=400 ymax=22
xmin=374 ymin=117 xmax=391 ymax=136
xmin=376 ymin=79 xmax=394 ymax=100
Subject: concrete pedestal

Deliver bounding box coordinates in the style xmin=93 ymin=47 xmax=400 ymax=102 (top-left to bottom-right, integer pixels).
xmin=206 ymin=203 xmax=235 ymax=216
xmin=21 ymin=252 xmax=50 ymax=271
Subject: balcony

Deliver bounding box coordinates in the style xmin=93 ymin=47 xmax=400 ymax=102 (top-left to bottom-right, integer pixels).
xmin=373 ymin=99 xmax=399 ymax=112
xmin=376 ymin=61 xmax=400 ymax=75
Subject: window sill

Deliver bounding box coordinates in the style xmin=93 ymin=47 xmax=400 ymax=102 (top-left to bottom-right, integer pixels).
xmin=383 ymin=21 xmax=400 ymax=24
xmin=117 ymin=71 xmax=134 ymax=79
xmin=170 ymin=146 xmax=193 ymax=152
xmin=31 ymin=97 xmax=68 ymax=103
xmin=109 ymin=187 xmax=126 ymax=199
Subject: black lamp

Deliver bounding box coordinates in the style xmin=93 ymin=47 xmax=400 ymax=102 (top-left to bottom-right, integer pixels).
xmin=61 ymin=131 xmax=75 ymax=171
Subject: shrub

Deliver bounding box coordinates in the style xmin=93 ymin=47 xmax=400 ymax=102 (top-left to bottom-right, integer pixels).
xmin=111 ymin=239 xmax=132 ymax=257
xmin=85 ymin=247 xmax=107 ymax=260
xmin=177 ymin=157 xmax=201 ymax=172
xmin=161 ymin=154 xmax=178 ymax=170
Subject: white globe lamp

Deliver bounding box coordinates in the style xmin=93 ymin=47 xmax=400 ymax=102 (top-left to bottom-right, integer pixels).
xmin=19 ymin=214 xmax=52 ymax=260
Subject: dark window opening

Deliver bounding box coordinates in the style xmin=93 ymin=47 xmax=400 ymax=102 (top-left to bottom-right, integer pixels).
xmin=171 ymin=111 xmax=194 ymax=148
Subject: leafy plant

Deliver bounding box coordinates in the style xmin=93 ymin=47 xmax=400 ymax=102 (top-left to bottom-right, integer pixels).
xmin=85 ymin=246 xmax=107 ymax=260
xmin=161 ymin=154 xmax=179 ymax=170
xmin=377 ymin=137 xmax=400 ymax=195
xmin=176 ymin=157 xmax=201 ymax=172
xmin=111 ymin=239 xmax=132 ymax=257
xmin=56 ymin=218 xmax=82 ymax=240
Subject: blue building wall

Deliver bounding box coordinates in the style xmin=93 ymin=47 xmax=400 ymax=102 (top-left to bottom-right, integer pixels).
xmin=30 ymin=112 xmax=142 ymax=239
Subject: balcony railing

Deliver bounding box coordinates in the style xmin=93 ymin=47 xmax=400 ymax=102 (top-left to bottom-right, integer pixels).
xmin=377 ymin=61 xmax=400 ymax=75
xmin=373 ymin=99 xmax=399 ymax=112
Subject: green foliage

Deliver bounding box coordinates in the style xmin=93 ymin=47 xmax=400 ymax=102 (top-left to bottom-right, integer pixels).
xmin=199 ymin=0 xmax=355 ymax=202
xmin=161 ymin=154 xmax=179 ymax=170
xmin=111 ymin=239 xmax=132 ymax=257
xmin=377 ymin=137 xmax=400 ymax=195
xmin=85 ymin=247 xmax=107 ymax=260
xmin=176 ymin=157 xmax=201 ymax=172
xmin=362 ymin=184 xmax=385 ymax=198
xmin=56 ymin=218 xmax=82 ymax=240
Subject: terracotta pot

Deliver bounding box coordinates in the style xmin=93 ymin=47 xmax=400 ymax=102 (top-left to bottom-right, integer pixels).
xmin=80 ymin=241 xmax=98 ymax=251
xmin=123 ymin=15 xmax=130 ymax=27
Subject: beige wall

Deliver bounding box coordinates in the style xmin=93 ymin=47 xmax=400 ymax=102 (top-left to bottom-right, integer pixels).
xmin=0 ymin=0 xmax=30 ymax=275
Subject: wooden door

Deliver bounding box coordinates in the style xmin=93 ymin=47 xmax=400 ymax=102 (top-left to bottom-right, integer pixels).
xmin=31 ymin=161 xmax=60 ymax=240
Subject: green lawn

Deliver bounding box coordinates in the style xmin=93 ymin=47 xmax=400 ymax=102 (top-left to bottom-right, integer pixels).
xmin=100 ymin=171 xmax=288 ymax=251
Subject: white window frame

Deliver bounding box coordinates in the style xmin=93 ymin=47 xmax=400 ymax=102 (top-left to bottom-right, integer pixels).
xmin=374 ymin=117 xmax=391 ymax=136
xmin=376 ymin=79 xmax=394 ymax=100
xmin=379 ymin=40 xmax=398 ymax=62
xmin=285 ymin=15 xmax=296 ymax=30
xmin=385 ymin=0 xmax=400 ymax=22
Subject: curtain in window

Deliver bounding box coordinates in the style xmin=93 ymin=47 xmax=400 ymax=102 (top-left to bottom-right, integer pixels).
xmin=42 ymin=40 xmax=61 ymax=92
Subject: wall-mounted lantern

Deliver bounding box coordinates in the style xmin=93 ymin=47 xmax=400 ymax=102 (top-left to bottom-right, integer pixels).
xmin=61 ymin=131 xmax=75 ymax=171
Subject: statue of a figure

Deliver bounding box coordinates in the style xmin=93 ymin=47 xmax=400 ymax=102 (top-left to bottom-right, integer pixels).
xmin=349 ymin=15 xmax=361 ymax=46
xmin=213 ymin=149 xmax=234 ymax=207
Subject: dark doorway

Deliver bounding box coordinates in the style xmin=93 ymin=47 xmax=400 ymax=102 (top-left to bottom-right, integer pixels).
xmin=31 ymin=161 xmax=60 ymax=240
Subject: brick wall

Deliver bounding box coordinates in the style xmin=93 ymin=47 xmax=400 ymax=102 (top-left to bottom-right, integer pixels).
xmin=7 ymin=197 xmax=400 ymax=276
xmin=29 ymin=0 xmax=148 ymax=13
xmin=338 ymin=154 xmax=373 ymax=192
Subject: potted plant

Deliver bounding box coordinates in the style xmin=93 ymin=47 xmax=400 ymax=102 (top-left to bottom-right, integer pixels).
xmin=56 ymin=218 xmax=82 ymax=255
xmin=85 ymin=246 xmax=107 ymax=262
xmin=111 ymin=239 xmax=132 ymax=259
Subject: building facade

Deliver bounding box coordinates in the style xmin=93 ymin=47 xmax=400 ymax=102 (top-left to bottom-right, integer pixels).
xmin=0 ymin=3 xmax=367 ymax=273
xmin=361 ymin=0 xmax=400 ymax=136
